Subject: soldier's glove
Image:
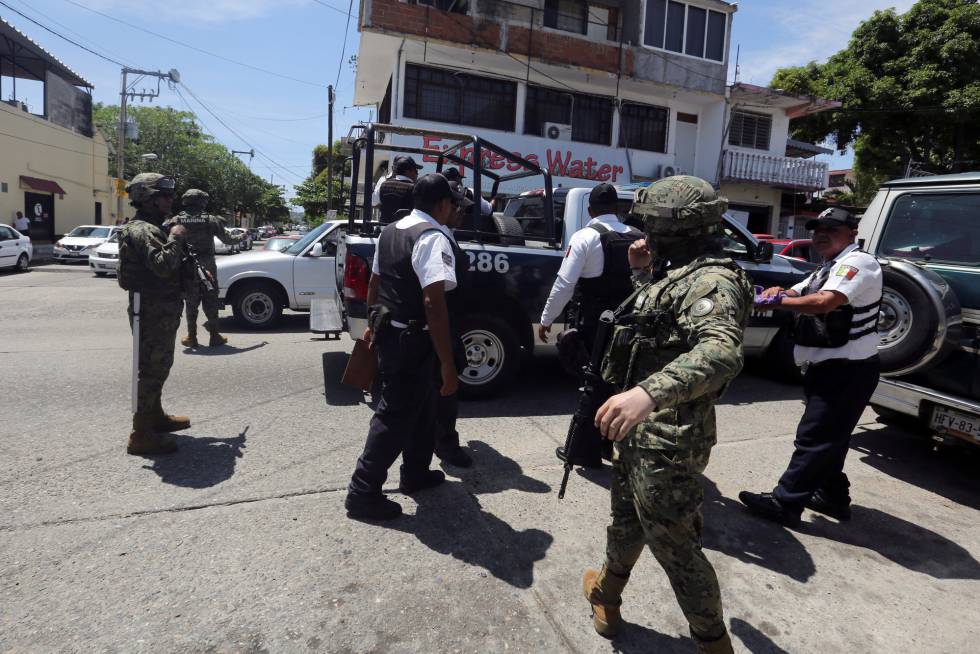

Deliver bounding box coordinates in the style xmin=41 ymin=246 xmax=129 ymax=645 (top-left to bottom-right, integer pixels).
xmin=754 ymin=291 xmax=785 ymax=307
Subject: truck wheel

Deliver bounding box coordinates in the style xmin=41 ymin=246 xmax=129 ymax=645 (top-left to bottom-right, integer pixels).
xmin=457 ymin=314 xmax=521 ymax=399
xmin=16 ymin=253 xmax=30 ymax=272
xmin=492 ymin=214 xmax=525 ymax=246
xmin=878 ymin=267 xmax=941 ymax=374
xmin=231 ymin=281 xmax=284 ymax=329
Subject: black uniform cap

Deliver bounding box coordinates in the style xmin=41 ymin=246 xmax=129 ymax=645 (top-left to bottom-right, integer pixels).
xmin=393 ymin=155 xmax=423 ymax=175
xmin=414 ymin=173 xmax=464 ymax=206
xmin=442 ymin=167 xmax=464 ymax=182
xmin=589 ymin=183 xmax=618 ymax=209
xmin=805 ymin=207 xmax=859 ymax=231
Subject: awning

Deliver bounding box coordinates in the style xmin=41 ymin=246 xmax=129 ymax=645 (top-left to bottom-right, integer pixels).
xmin=20 ymin=175 xmax=66 ymax=196
xmin=785 ymin=139 xmax=833 ymax=159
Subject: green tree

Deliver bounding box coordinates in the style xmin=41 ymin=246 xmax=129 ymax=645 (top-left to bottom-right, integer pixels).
xmin=295 ymin=140 xmax=349 ymax=219
xmin=771 ymin=0 xmax=980 ymax=193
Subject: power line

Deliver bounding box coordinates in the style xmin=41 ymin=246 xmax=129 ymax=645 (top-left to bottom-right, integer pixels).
xmin=310 ymin=0 xmax=354 ymax=18
xmin=59 ymin=0 xmax=329 ymax=89
xmin=10 ymin=0 xmax=137 ymax=69
xmin=334 ymin=0 xmax=354 ymax=89
xmin=0 ymin=127 xmax=105 ymax=157
xmin=0 ymin=0 xmax=127 ymax=68
xmin=221 ymin=110 xmax=330 ymax=123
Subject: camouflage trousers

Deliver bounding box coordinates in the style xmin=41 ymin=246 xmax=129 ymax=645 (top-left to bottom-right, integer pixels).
xmin=605 ymin=440 xmax=726 ymax=642
xmin=184 ymin=256 xmax=220 ymax=334
xmin=128 ymin=292 xmax=181 ymax=427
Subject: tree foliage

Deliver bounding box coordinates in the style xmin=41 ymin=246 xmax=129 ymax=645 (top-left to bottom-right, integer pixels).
xmin=93 ymin=104 xmax=288 ymax=221
xmin=294 ymin=140 xmax=349 ymax=221
xmin=771 ymin=0 xmax=980 ymax=193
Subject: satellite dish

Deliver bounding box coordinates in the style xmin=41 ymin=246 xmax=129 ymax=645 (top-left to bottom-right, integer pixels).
xmin=168 ymin=69 xmax=181 ymax=84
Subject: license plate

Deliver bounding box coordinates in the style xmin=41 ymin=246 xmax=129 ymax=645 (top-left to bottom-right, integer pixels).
xmin=930 ymin=406 xmax=980 ymax=441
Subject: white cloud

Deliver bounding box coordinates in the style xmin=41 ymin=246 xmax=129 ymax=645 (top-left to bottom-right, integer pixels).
xmin=735 ymin=0 xmax=918 ymax=86
xmin=84 ymin=0 xmax=311 ymax=24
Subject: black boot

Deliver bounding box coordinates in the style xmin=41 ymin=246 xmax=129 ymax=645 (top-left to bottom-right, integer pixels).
xmin=738 ymin=491 xmax=802 ymax=527
xmin=805 ymin=489 xmax=852 ymax=521
xmin=399 ymin=468 xmax=446 ymax=494
xmin=345 ymin=493 xmax=402 ymax=520
xmin=436 ymin=443 xmax=473 ymax=468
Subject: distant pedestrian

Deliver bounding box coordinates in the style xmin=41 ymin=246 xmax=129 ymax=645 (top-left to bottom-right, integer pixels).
xmin=13 ymin=211 xmax=29 ymax=234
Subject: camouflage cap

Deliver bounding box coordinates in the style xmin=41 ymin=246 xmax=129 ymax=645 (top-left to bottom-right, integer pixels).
xmin=125 ymin=173 xmax=176 ymax=204
xmin=631 ymin=175 xmax=727 ymax=236
xmin=182 ymin=188 xmax=210 ymax=208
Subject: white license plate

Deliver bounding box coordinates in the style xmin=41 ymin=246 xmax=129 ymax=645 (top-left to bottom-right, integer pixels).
xmin=930 ymin=406 xmax=980 ymax=441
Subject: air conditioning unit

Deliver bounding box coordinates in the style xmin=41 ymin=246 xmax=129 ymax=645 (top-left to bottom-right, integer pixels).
xmin=544 ymin=122 xmax=572 ymax=141
xmin=661 ymin=165 xmax=678 ymax=178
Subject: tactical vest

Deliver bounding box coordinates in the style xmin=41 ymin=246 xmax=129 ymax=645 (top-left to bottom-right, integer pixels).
xmin=573 ymin=222 xmax=643 ymax=338
xmin=378 ymin=179 xmax=415 ymax=225
xmin=166 ymin=210 xmax=218 ymax=255
xmin=445 ymin=237 xmax=469 ymax=319
xmin=792 ymin=250 xmax=881 ymax=348
xmin=117 ymin=218 xmax=181 ymax=296
xmin=376 ymin=221 xmax=451 ymax=324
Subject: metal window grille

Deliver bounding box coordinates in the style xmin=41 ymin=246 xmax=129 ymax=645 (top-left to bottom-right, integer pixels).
xmin=403 ymin=64 xmax=516 ymax=131
xmin=544 ymin=0 xmax=589 ymax=34
xmin=524 ymin=86 xmax=612 ymax=145
xmin=619 ymin=103 xmax=669 ymax=153
xmin=415 ymin=0 xmax=469 ymax=14
xmin=644 ymin=0 xmax=727 ymax=63
xmin=728 ymin=111 xmax=772 ymax=150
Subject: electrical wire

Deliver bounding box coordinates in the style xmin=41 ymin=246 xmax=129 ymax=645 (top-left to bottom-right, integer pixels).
xmin=59 ymin=0 xmax=329 ymax=89
xmin=9 ymin=0 xmax=137 ymax=69
xmin=334 ymin=0 xmax=354 ymax=89
xmin=0 ymin=0 xmax=127 ymax=68
xmin=310 ymin=0 xmax=354 ymax=18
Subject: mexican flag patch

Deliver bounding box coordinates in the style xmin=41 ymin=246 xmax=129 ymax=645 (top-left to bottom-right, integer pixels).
xmin=836 ymin=265 xmax=859 ymax=280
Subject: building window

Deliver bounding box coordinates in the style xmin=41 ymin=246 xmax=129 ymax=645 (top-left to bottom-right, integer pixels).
xmin=728 ymin=110 xmax=772 ymax=150
xmin=415 ymin=0 xmax=468 ymax=15
xmin=828 ymin=174 xmax=847 ymax=187
xmin=403 ymin=64 xmax=516 ymax=131
xmin=643 ymin=1 xmax=727 ymax=63
xmin=619 ymin=103 xmax=669 ymax=153
xmin=524 ymin=86 xmax=613 ymax=145
xmin=544 ymin=0 xmax=589 ymax=35
xmin=1 ymin=182 xmax=7 ymax=193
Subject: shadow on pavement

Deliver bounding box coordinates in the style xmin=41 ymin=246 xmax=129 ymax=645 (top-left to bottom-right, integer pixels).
xmin=610 ymin=623 xmax=690 ymax=653
xmin=460 ymin=355 xmax=579 ymax=418
xmin=322 ymin=351 xmax=370 ymax=407
xmin=141 ymin=429 xmax=247 ymax=489
xmin=217 ymin=313 xmax=312 ymax=335
xmin=718 ymin=371 xmax=802 ymax=406
xmin=701 ymin=479 xmax=817 ymax=583
xmin=182 ymin=342 xmax=268 ymax=356
xmin=729 ymin=618 xmax=791 ymax=654
xmin=450 ymin=440 xmax=551 ymax=494
xmin=850 ymin=423 xmax=980 ymax=511
xmin=803 ymin=506 xmax=980 ymax=580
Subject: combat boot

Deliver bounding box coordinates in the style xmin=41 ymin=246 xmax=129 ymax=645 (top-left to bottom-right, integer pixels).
xmin=152 ymin=413 xmax=191 ymax=432
xmin=208 ymin=330 xmax=228 ymax=347
xmin=583 ymin=564 xmax=630 ymax=637
xmin=180 ymin=332 xmax=198 ymax=348
xmin=128 ymin=415 xmax=177 ymax=455
xmin=693 ymin=630 xmax=734 ymax=654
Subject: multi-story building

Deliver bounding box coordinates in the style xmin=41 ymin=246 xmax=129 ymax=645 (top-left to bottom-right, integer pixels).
xmin=0 ymin=18 xmax=115 ymax=255
xmin=351 ymin=0 xmax=836 ymax=232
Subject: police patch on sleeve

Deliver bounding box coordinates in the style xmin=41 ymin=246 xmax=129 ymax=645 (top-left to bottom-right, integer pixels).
xmin=691 ymin=298 xmax=715 ymax=317
xmin=442 ymin=251 xmax=454 ymax=266
xmin=836 ymin=265 xmax=859 ymax=280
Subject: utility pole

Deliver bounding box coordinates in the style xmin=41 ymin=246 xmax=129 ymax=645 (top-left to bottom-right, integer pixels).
xmin=115 ymin=67 xmax=180 ymax=223
xmin=327 ymin=85 xmax=335 ymax=213
xmin=232 ymin=149 xmax=255 ymax=170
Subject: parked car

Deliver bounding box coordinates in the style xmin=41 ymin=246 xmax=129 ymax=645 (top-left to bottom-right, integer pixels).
xmin=214 ymin=228 xmax=243 ymax=255
xmin=264 ymin=235 xmax=302 ymax=252
xmin=89 ymin=232 xmax=120 ymax=276
xmin=773 ymin=239 xmax=816 ymax=262
xmin=52 ymin=225 xmax=119 ymax=263
xmin=0 ymin=225 xmax=32 ymax=272
xmin=860 ymin=172 xmax=980 ymax=448
xmin=228 ymin=227 xmax=252 ymax=251
xmin=248 ymin=228 xmax=261 ymax=241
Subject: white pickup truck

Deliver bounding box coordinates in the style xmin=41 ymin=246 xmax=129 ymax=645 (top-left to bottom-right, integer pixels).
xmin=215 ymin=220 xmax=347 ymax=328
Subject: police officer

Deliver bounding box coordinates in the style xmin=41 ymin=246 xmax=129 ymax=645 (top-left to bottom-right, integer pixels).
xmin=443 ymin=167 xmax=493 ymax=215
xmin=117 ymin=173 xmax=191 ymax=456
xmin=345 ymin=174 xmax=463 ymax=520
xmin=371 ymin=155 xmax=423 ymax=224
xmin=165 ymin=189 xmax=243 ymax=348
xmin=583 ymin=176 xmax=752 ymax=654
xmin=539 ymin=183 xmax=642 ymax=467
xmin=739 ymin=208 xmax=882 ymax=526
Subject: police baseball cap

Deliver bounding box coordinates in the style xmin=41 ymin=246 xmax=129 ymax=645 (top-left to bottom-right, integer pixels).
xmin=443 ymin=167 xmax=464 ymax=181
xmin=448 ymin=181 xmax=474 ymax=210
xmin=413 ymin=173 xmax=463 ymax=206
xmin=806 ymin=207 xmax=859 ymax=231
xmin=393 ymin=155 xmax=423 ymax=174
xmin=589 ymin=183 xmax=618 ymax=208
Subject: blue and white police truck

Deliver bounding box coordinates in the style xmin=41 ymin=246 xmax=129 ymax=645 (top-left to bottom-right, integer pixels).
xmin=336 ymin=124 xmax=813 ymax=398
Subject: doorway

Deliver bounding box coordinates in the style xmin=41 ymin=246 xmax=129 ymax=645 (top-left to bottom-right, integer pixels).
xmin=24 ymin=192 xmax=54 ymax=242
xmin=674 ymin=113 xmax=698 ymax=176
xmin=95 ymin=202 xmax=103 ymax=225
xmin=729 ymin=203 xmax=772 ymax=235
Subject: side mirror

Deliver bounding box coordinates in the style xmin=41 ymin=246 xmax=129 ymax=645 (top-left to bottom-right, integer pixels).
xmin=752 ymin=240 xmax=774 ymax=264
xmin=309 ymin=242 xmax=324 ymax=258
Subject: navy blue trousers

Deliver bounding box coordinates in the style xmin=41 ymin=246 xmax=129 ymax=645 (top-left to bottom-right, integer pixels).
xmin=774 ymin=356 xmax=880 ymax=508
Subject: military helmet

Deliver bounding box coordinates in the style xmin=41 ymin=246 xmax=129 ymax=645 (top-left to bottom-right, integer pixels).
xmin=126 ymin=173 xmax=175 ymax=204
xmin=631 ymin=175 xmax=727 ymax=236
xmin=182 ymin=188 xmax=210 ymax=209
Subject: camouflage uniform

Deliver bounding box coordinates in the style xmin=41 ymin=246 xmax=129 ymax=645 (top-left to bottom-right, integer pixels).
xmin=164 ymin=189 xmax=242 ymax=345
xmin=117 ymin=174 xmax=189 ymax=454
xmin=586 ymin=177 xmax=752 ymax=653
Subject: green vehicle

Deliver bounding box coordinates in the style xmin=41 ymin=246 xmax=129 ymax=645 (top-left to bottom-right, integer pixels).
xmin=857 ymin=173 xmax=979 ymax=447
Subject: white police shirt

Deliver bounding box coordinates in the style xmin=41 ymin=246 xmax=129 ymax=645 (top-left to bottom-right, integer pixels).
xmin=371 ymin=174 xmax=414 ymax=207
xmin=791 ymin=243 xmax=883 ymax=365
xmin=372 ymin=209 xmax=457 ymax=295
xmin=540 ymin=214 xmax=631 ymax=327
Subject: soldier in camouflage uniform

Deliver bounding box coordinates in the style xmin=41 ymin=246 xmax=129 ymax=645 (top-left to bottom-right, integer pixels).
xmin=583 ymin=176 xmax=753 ymax=654
xmin=165 ymin=189 xmax=242 ymax=348
xmin=117 ymin=173 xmax=191 ymax=456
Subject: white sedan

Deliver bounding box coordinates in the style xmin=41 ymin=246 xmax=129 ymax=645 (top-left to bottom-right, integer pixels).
xmin=0 ymin=225 xmax=32 ymax=272
xmin=89 ymin=232 xmax=120 ymax=276
xmin=53 ymin=225 xmax=120 ymax=263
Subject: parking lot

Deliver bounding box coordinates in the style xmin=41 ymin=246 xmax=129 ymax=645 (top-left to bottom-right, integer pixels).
xmin=1 ymin=263 xmax=977 ymax=654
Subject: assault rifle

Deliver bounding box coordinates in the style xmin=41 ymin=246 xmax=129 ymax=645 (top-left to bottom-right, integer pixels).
xmin=557 ymin=310 xmax=617 ymax=499
xmin=183 ymin=243 xmax=215 ymax=293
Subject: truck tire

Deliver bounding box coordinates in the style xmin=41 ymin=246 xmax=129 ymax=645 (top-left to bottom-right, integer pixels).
xmin=492 ymin=214 xmax=525 ymax=246
xmin=878 ymin=267 xmax=942 ymax=374
xmin=231 ymin=281 xmax=284 ymax=329
xmin=457 ymin=313 xmax=521 ymax=399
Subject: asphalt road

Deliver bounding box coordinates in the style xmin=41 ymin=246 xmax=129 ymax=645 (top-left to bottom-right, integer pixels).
xmin=1 ymin=263 xmax=977 ymax=654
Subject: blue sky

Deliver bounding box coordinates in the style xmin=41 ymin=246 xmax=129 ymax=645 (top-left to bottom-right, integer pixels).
xmin=1 ymin=0 xmax=918 ymax=200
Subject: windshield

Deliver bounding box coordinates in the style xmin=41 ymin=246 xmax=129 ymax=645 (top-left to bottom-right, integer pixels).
xmin=283 ymin=222 xmax=332 ymax=255
xmin=68 ymin=226 xmax=110 ymax=238
xmin=878 ymin=192 xmax=978 ymax=266
xmin=266 ymin=238 xmax=295 ymax=251
xmin=107 ymin=232 xmax=120 ymax=243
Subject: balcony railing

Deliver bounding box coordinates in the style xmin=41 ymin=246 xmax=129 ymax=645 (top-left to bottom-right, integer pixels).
xmin=722 ymin=150 xmax=828 ymax=190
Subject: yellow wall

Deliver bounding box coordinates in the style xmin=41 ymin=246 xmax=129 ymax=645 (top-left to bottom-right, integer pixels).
xmin=0 ymin=101 xmax=116 ymax=240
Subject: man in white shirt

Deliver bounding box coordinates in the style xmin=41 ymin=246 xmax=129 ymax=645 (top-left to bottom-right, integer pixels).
xmin=372 ymin=155 xmax=423 ymax=224
xmin=443 ymin=167 xmax=493 ymax=215
xmin=346 ymin=173 xmax=463 ymax=521
xmin=740 ymin=208 xmax=882 ymax=526
xmin=13 ymin=211 xmax=29 ymax=234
